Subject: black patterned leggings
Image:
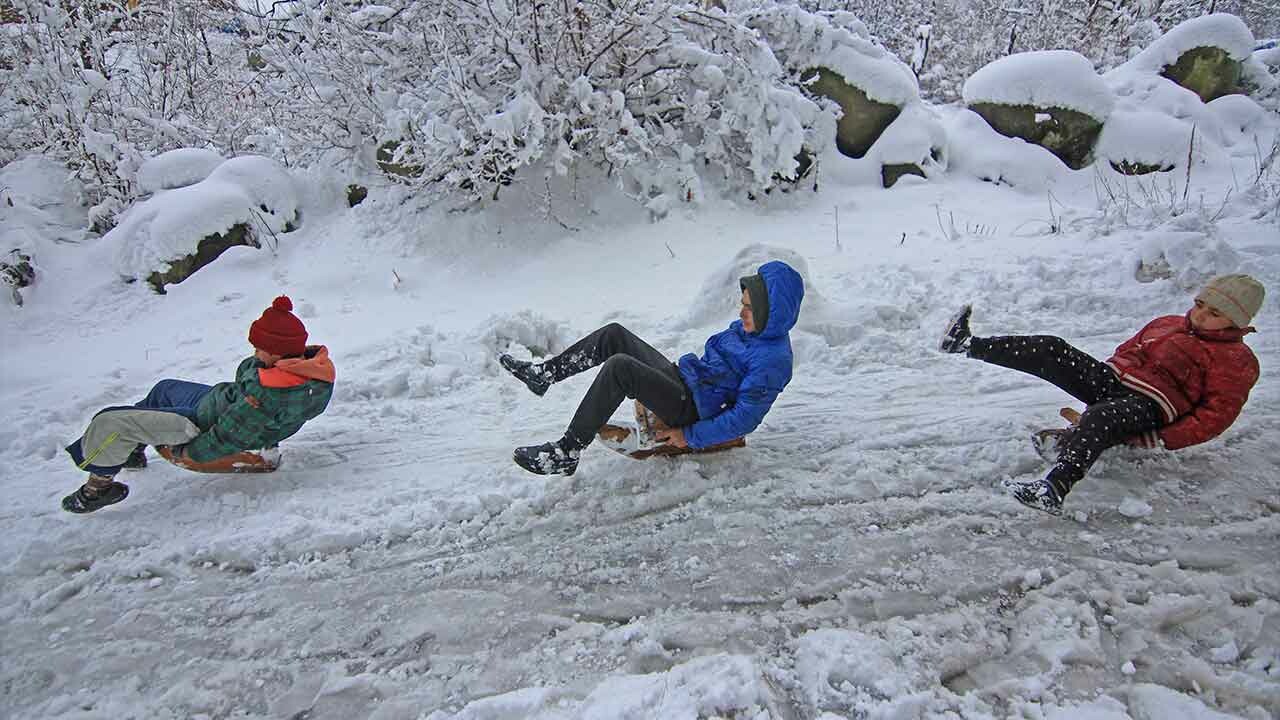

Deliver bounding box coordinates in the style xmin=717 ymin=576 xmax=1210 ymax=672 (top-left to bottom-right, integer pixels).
xmin=969 ymin=335 xmax=1164 ymax=497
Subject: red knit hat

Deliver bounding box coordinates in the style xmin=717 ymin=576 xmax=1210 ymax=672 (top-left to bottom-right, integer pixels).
xmin=249 ymin=296 xmax=307 ymax=356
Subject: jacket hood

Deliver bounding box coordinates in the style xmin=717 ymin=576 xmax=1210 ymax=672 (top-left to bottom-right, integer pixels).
xmin=274 ymin=345 xmax=336 ymax=383
xmin=757 ymin=261 xmax=804 ymax=339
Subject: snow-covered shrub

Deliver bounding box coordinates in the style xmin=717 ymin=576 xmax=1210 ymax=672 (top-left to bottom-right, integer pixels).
xmin=1 ymin=1 xmax=261 ymax=228
xmin=243 ymin=0 xmax=833 ymax=212
xmin=964 ymin=51 xmax=1114 ymax=170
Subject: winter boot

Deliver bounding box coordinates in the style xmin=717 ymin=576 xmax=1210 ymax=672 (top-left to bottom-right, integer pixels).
xmin=500 ymin=354 xmax=552 ymax=397
xmin=1031 ymin=428 xmax=1072 ymax=464
xmin=513 ymin=439 xmax=580 ymax=476
xmin=939 ymin=304 xmax=973 ymax=354
xmin=61 ymin=475 xmax=130 ymax=514
xmin=122 ymin=445 xmax=148 ymax=470
xmin=1002 ymin=476 xmax=1064 ymax=516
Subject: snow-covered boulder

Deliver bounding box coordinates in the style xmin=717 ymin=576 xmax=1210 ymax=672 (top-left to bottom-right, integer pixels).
xmin=963 ymin=50 xmax=1113 ymax=170
xmin=748 ymin=6 xmax=919 ymax=161
xmin=944 ymin=108 xmax=1076 ymax=192
xmin=1094 ymin=111 xmax=1194 ymax=175
xmin=1120 ymin=14 xmax=1255 ymax=103
xmin=872 ymin=103 xmax=947 ymax=188
xmin=104 ymin=154 xmax=299 ymax=293
xmin=135 ymin=148 xmax=225 ymax=195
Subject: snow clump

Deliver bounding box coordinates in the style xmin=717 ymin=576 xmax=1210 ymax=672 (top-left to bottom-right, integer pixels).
xmin=135 ymin=148 xmax=225 ymax=195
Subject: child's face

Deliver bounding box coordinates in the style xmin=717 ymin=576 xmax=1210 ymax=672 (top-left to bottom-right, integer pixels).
xmin=253 ymin=347 xmax=282 ymax=367
xmin=1189 ymin=299 xmax=1235 ymax=332
xmin=739 ymin=289 xmax=756 ymax=333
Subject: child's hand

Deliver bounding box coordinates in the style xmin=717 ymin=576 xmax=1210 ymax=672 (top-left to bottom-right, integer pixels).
xmin=656 ymin=427 xmax=689 ymax=448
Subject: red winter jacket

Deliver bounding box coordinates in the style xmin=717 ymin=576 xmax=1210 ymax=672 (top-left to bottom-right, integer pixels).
xmin=1106 ymin=314 xmax=1259 ymax=450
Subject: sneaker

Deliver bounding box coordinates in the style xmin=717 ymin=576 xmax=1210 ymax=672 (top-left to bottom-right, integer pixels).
xmin=1002 ymin=477 xmax=1063 ymax=516
xmin=1031 ymin=428 xmax=1072 ymax=464
xmin=122 ymin=445 xmax=148 ymax=470
xmin=939 ymin=304 xmax=973 ymax=354
xmin=499 ymin=354 xmax=552 ymax=397
xmin=513 ymin=441 xmax=580 ymax=476
xmin=62 ymin=480 xmax=130 ymax=514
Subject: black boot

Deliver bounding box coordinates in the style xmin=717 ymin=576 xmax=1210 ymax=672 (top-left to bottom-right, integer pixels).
xmin=122 ymin=445 xmax=148 ymax=470
xmin=500 ymin=354 xmax=552 ymax=397
xmin=513 ymin=438 xmax=580 ymax=476
xmin=62 ymin=476 xmax=130 ymax=514
xmin=1002 ymin=476 xmax=1064 ymax=516
xmin=939 ymin=304 xmax=973 ymax=354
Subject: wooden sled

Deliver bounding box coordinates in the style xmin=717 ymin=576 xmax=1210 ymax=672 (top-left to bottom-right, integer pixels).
xmin=1031 ymin=407 xmax=1082 ymax=463
xmin=597 ymin=400 xmax=745 ymax=460
xmin=157 ymin=445 xmax=281 ymax=473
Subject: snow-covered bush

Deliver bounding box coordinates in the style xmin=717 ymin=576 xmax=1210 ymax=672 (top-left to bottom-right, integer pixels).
xmin=0 ymin=1 xmax=260 ymax=228
xmin=243 ymin=0 xmax=833 ymax=212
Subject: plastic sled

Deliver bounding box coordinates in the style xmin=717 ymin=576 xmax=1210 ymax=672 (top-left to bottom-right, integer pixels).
xmin=157 ymin=445 xmax=281 ymax=473
xmin=1031 ymin=407 xmax=1083 ymax=463
xmin=597 ymin=400 xmax=745 ymax=460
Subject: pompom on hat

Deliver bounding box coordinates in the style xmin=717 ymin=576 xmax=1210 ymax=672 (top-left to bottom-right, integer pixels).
xmin=1196 ymin=274 xmax=1265 ymax=329
xmin=249 ymin=295 xmax=308 ymax=356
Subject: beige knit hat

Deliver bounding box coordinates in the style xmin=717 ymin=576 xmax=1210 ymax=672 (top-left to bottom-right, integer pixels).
xmin=1196 ymin=274 xmax=1265 ymax=328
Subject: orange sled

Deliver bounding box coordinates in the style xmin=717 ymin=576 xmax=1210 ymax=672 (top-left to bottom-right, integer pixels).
xmin=597 ymin=400 xmax=745 ymax=460
xmin=157 ymin=445 xmax=281 ymax=473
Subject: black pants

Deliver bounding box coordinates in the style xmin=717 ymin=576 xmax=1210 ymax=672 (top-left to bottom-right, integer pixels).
xmin=542 ymin=323 xmax=699 ymax=447
xmin=969 ymin=335 xmax=1164 ymax=496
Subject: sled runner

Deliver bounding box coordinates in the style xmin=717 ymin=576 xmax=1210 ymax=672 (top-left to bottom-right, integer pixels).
xmin=1031 ymin=407 xmax=1081 ymax=463
xmin=597 ymin=400 xmax=745 ymax=459
xmin=157 ymin=445 xmax=281 ymax=473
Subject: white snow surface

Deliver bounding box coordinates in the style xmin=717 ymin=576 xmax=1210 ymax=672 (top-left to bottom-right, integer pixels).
xmin=963 ymin=50 xmax=1116 ymax=121
xmin=135 ymin=148 xmax=226 ymax=195
xmin=2 ymin=100 xmax=1279 ymax=720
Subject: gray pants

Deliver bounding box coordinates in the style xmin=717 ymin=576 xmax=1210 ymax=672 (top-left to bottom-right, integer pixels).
xmin=544 ymin=323 xmax=699 ymax=447
xmin=66 ymin=408 xmax=201 ymax=476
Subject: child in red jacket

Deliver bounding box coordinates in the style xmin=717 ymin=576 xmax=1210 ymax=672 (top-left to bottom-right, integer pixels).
xmin=939 ymin=274 xmax=1264 ymax=515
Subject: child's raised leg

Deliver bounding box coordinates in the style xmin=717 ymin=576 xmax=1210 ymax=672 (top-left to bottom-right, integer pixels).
xmin=968 ymin=335 xmax=1119 ymax=405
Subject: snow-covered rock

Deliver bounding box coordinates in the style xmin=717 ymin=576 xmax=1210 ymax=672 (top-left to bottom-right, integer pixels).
xmin=103 ymin=155 xmax=299 ymax=290
xmin=1095 ymin=111 xmax=1195 ymax=174
xmin=1111 ymin=14 xmax=1256 ymax=104
xmin=964 ymin=50 xmax=1115 ymax=122
xmin=964 ymin=51 xmax=1114 ymax=170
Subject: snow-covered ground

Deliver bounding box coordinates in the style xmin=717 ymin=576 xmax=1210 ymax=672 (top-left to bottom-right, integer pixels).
xmin=3 ymin=116 xmax=1279 ymax=718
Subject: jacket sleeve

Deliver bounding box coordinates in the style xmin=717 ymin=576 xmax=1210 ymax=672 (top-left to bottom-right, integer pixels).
xmin=184 ymin=396 xmax=273 ymax=462
xmin=684 ymin=369 xmax=781 ymax=449
xmin=1157 ymin=356 xmax=1258 ymax=450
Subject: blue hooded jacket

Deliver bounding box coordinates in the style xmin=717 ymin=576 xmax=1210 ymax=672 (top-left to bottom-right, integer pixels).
xmin=678 ymin=260 xmax=804 ymax=449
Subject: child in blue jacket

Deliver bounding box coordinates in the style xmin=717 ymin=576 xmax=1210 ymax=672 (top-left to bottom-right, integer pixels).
xmin=501 ymin=260 xmax=804 ymax=475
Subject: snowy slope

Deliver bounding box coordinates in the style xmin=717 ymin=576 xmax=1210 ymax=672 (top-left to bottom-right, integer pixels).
xmin=2 ymin=128 xmax=1279 ymax=718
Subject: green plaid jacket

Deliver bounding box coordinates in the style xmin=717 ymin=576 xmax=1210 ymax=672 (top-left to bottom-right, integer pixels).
xmin=186 ymin=357 xmax=333 ymax=462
